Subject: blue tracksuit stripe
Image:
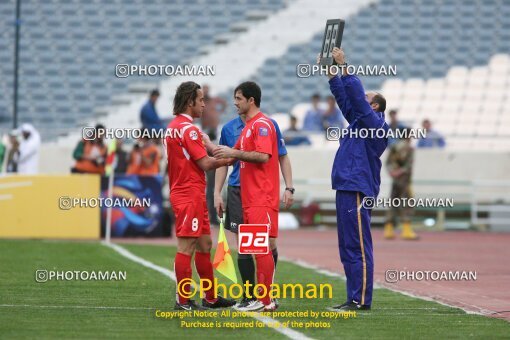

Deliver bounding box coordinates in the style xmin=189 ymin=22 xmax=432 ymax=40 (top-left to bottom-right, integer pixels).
xmin=356 ymin=192 xmax=367 ymax=305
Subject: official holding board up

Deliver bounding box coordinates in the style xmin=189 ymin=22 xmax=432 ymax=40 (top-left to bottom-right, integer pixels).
xmin=319 ymin=19 xmax=389 ymax=311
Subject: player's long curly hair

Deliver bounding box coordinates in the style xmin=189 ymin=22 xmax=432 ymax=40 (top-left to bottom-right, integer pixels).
xmin=173 ymin=81 xmax=201 ymax=115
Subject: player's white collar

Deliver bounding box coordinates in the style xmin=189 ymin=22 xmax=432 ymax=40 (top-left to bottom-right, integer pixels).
xmin=180 ymin=114 xmax=193 ymax=121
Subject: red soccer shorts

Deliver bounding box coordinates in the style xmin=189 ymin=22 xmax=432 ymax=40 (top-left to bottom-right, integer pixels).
xmin=173 ymin=198 xmax=211 ymax=238
xmin=243 ymin=206 xmax=278 ymax=238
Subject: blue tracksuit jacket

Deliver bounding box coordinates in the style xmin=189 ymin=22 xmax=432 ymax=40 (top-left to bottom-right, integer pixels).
xmin=329 ymin=74 xmax=388 ymax=307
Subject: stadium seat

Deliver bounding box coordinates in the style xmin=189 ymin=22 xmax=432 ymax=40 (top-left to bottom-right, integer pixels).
xmin=0 ymin=0 xmax=289 ymax=140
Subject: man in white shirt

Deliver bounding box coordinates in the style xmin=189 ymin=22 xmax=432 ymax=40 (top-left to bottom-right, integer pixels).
xmin=17 ymin=123 xmax=41 ymax=174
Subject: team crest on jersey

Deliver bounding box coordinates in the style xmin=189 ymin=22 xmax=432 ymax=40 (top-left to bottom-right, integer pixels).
xmin=189 ymin=130 xmax=198 ymax=140
xmin=259 ymin=127 xmax=268 ymax=136
xmin=246 ymin=129 xmax=252 ymax=138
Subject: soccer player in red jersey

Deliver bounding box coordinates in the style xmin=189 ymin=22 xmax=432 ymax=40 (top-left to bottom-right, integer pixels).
xmin=166 ymin=81 xmax=235 ymax=310
xmin=213 ymin=82 xmax=279 ymax=311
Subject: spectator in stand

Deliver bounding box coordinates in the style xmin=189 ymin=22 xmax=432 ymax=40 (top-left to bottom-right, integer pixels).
xmin=323 ymin=95 xmax=344 ymax=130
xmin=71 ymin=124 xmax=107 ymax=174
xmin=303 ymin=93 xmax=325 ymax=132
xmin=6 ymin=130 xmax=20 ymax=173
xmin=137 ymin=136 xmax=162 ymax=176
xmin=387 ymin=109 xmax=407 ymax=147
xmin=126 ymin=134 xmax=161 ymax=176
xmin=384 ymin=129 xmax=418 ymax=240
xmin=0 ymin=134 xmax=6 ymax=172
xmin=140 ymin=89 xmax=163 ymax=132
xmin=126 ymin=138 xmax=142 ymax=175
xmin=417 ymin=119 xmax=446 ymax=148
xmin=114 ymin=139 xmax=128 ymax=174
xmin=17 ymin=123 xmax=41 ymax=174
xmin=284 ymin=115 xmax=311 ymax=146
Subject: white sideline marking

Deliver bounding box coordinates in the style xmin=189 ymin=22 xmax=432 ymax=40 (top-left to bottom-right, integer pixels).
xmin=105 ymin=241 xmax=176 ymax=281
xmin=0 ymin=304 xmax=151 ymax=310
xmin=281 ymin=256 xmax=346 ymax=280
xmin=282 ymin=256 xmax=487 ymax=316
xmin=105 ymin=242 xmax=314 ymax=340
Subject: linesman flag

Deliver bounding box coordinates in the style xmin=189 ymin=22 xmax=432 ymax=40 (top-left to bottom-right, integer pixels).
xmin=213 ymin=218 xmax=238 ymax=283
xmin=105 ymin=139 xmax=117 ymax=176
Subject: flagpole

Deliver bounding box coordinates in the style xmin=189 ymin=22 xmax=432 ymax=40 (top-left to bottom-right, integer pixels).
xmin=105 ymin=168 xmax=114 ymax=244
xmin=104 ymin=143 xmax=117 ymax=244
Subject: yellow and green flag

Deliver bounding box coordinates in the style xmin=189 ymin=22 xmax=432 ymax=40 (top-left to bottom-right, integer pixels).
xmin=213 ymin=219 xmax=237 ymax=283
xmin=105 ymin=139 xmax=117 ymax=176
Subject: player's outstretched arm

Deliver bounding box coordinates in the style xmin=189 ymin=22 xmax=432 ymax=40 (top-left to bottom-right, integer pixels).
xmin=213 ymin=146 xmax=269 ymax=163
xmin=196 ymin=156 xmax=234 ymax=172
xmin=201 ymin=132 xmax=219 ymax=154
xmin=214 ymin=166 xmax=228 ymax=217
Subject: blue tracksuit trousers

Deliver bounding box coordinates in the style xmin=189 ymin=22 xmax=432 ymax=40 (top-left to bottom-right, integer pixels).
xmin=336 ymin=190 xmax=374 ymax=306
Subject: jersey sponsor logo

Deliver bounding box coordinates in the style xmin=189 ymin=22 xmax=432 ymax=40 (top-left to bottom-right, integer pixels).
xmin=238 ymin=224 xmax=269 ymax=254
xmin=259 ymin=127 xmax=268 ymax=136
xmin=189 ymin=130 xmax=198 ymax=141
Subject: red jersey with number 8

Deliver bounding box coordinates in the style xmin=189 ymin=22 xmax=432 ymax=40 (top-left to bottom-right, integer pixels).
xmin=165 ymin=114 xmax=207 ymax=205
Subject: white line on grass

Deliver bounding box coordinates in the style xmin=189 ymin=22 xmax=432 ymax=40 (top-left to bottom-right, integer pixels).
xmin=105 ymin=242 xmax=314 ymax=340
xmin=103 ymin=241 xmax=176 ymax=281
xmin=0 ymin=304 xmax=152 ymax=310
xmin=281 ymin=256 xmax=487 ymax=316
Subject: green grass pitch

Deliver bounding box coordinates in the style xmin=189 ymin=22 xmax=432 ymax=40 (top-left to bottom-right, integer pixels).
xmin=0 ymin=239 xmax=508 ymax=339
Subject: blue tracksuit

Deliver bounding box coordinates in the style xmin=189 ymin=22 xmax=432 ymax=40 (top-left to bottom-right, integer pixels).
xmin=329 ymin=74 xmax=388 ymax=306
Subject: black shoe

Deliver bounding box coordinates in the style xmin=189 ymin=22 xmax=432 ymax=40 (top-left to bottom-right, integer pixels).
xmin=331 ymin=300 xmax=371 ymax=311
xmin=174 ymin=300 xmax=206 ymax=310
xmin=331 ymin=300 xmax=351 ymax=310
xmin=202 ymin=295 xmax=236 ymax=309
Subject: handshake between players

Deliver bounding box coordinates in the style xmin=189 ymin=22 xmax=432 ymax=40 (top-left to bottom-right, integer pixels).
xmin=167 ymin=81 xmax=294 ymax=312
